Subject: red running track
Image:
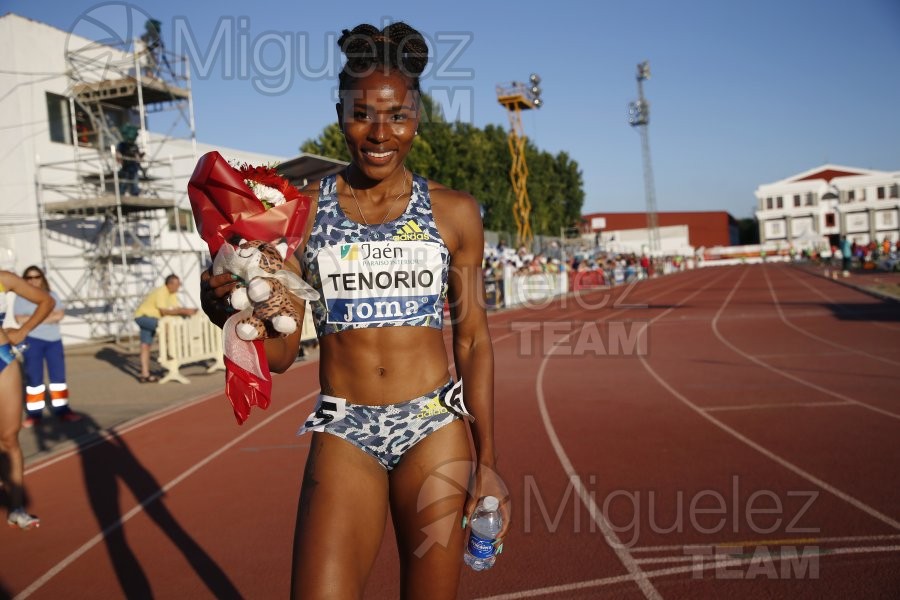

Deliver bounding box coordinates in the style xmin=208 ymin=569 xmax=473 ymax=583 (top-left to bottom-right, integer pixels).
xmin=1 ymin=264 xmax=899 ymax=599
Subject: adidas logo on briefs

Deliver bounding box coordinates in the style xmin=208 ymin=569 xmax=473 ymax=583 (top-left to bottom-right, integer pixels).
xmin=393 ymin=219 xmax=430 ymax=241
xmin=340 ymin=244 xmax=359 ymax=260
xmin=417 ymin=396 xmax=448 ymax=419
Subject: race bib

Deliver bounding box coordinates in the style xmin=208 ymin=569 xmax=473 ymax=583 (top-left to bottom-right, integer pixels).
xmin=298 ymin=395 xmax=347 ymax=434
xmin=317 ymin=240 xmax=442 ymax=325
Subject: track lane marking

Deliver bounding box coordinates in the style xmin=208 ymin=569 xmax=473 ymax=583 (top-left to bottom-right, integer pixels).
xmin=638 ymin=269 xmax=900 ymax=530
xmin=703 ymin=400 xmax=854 ymax=412
xmin=23 ymin=358 xmax=321 ymax=475
xmin=631 ymin=533 xmax=900 ymax=553
xmin=764 ymin=267 xmax=900 ymax=367
xmin=710 ymin=270 xmax=900 ymax=419
xmin=473 ymin=545 xmax=900 ymax=599
xmin=785 ymin=267 xmax=900 ymax=332
xmin=531 ymin=269 xmax=731 ymax=599
xmin=634 ymin=542 xmax=900 ymax=564
xmin=13 ymin=390 xmax=320 ymax=600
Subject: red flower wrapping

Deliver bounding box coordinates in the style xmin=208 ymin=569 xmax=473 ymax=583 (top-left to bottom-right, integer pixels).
xmin=188 ymin=150 xmax=312 ymax=424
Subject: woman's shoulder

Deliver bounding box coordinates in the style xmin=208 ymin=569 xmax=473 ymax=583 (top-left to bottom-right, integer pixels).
xmin=423 ymin=179 xmax=482 ymax=251
xmin=424 ymin=179 xmax=479 ymax=217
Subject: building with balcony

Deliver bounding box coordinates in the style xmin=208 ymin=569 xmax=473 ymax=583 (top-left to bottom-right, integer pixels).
xmin=754 ymin=164 xmax=900 ymax=249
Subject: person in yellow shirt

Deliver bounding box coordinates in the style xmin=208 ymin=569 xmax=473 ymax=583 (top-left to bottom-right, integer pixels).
xmin=134 ymin=274 xmax=196 ymax=382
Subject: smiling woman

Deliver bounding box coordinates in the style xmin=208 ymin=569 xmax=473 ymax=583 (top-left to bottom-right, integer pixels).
xmin=200 ymin=20 xmax=509 ymax=599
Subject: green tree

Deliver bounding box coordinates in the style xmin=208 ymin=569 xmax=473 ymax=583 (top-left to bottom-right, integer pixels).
xmin=300 ymin=122 xmax=349 ymax=161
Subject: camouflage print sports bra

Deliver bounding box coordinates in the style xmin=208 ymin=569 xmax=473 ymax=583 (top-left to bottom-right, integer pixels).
xmin=301 ymin=173 xmax=450 ymax=338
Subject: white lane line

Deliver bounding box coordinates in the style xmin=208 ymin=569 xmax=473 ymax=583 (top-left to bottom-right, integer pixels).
xmin=474 ymin=545 xmax=900 ymax=599
xmin=711 ymin=271 xmax=900 ymax=420
xmin=754 ymin=351 xmax=864 ymax=359
xmin=764 ymin=267 xmax=900 ymax=367
xmin=531 ymin=270 xmax=730 ymax=600
xmin=786 ymin=267 xmax=900 ymax=332
xmin=13 ymin=390 xmax=319 ymax=600
xmin=24 ymin=358 xmax=320 ymax=475
xmin=635 ymin=542 xmax=900 ymax=564
xmin=703 ymin=401 xmax=854 ymax=413
xmin=631 ymin=533 xmax=900 ymax=553
xmin=640 ymin=269 xmax=900 ymax=530
xmin=535 ymin=361 xmax=662 ymax=600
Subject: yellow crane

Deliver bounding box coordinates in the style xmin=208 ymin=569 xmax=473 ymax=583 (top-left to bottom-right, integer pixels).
xmin=496 ymin=74 xmax=542 ymax=248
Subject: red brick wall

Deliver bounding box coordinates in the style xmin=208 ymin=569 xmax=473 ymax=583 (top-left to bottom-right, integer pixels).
xmin=582 ymin=211 xmax=736 ymax=247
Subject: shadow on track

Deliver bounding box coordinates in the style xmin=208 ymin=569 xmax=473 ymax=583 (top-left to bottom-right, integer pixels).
xmin=32 ymin=413 xmax=241 ymax=599
xmin=776 ymin=301 xmax=900 ymax=322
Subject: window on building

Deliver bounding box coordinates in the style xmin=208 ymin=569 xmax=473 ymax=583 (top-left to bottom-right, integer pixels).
xmin=167 ymin=208 xmax=196 ymax=233
xmin=766 ymin=197 xmax=773 ymax=210
xmin=805 ymin=192 xmax=815 ymax=206
xmin=890 ymin=184 xmax=899 ymax=199
xmin=46 ymin=92 xmax=71 ymax=144
xmin=776 ymin=196 xmax=783 ymax=209
xmin=877 ymin=186 xmax=885 ymax=200
xmin=848 ymin=190 xmax=855 ymax=201
xmin=825 ymin=213 xmax=836 ymax=227
xmin=793 ymin=195 xmax=801 ymax=207
xmin=46 ymin=92 xmax=94 ymax=147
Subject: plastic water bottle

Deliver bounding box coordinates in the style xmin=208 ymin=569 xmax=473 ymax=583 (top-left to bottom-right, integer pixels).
xmin=464 ymin=496 xmax=502 ymax=571
xmin=11 ymin=342 xmax=28 ymax=362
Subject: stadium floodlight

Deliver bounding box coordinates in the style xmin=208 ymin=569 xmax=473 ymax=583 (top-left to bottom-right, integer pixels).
xmin=628 ymin=61 xmax=660 ymax=254
xmin=496 ymin=73 xmax=544 ymax=247
xmin=637 ymin=61 xmax=650 ymax=81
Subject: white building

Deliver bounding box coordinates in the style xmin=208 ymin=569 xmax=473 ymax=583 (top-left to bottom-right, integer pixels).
xmin=0 ymin=14 xmax=342 ymax=344
xmin=754 ymin=164 xmax=900 ymax=250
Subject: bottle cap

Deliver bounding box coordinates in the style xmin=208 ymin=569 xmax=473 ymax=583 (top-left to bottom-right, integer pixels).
xmin=482 ymin=496 xmax=499 ymax=511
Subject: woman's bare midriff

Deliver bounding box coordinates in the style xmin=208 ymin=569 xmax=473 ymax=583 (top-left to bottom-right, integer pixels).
xmin=317 ymin=325 xmax=450 ymax=406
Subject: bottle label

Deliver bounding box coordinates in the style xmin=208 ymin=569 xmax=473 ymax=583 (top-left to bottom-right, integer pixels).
xmin=467 ymin=532 xmax=495 ymax=559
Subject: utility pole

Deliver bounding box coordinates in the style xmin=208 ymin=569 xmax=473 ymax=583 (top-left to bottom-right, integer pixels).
xmin=628 ymin=61 xmax=661 ymax=254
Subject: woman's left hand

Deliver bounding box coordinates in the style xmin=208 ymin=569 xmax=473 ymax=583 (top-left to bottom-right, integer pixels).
xmin=465 ymin=463 xmax=511 ymax=554
xmin=200 ymin=267 xmax=241 ymax=328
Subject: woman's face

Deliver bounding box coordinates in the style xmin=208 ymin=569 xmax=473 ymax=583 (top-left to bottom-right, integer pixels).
xmin=338 ymin=69 xmax=419 ymax=182
xmin=24 ymin=271 xmax=44 ymax=289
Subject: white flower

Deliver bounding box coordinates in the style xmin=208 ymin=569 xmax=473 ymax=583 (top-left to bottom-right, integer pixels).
xmin=246 ymin=181 xmax=286 ymax=207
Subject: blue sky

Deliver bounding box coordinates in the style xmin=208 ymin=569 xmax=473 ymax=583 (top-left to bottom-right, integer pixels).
xmin=6 ymin=0 xmax=900 ymax=218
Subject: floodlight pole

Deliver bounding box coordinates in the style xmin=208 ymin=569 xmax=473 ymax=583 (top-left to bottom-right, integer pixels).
xmin=497 ymin=75 xmax=542 ymax=249
xmin=628 ymin=61 xmax=661 ymax=254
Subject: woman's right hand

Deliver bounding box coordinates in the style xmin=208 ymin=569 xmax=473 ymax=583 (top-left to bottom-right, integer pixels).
xmin=200 ymin=267 xmax=241 ymax=328
xmin=1 ymin=327 xmax=26 ymax=346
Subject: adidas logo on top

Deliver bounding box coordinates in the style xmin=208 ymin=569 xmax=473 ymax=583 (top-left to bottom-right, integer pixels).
xmin=393 ymin=219 xmax=430 ymax=241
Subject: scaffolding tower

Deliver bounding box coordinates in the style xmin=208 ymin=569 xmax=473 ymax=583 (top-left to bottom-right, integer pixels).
xmin=496 ymin=75 xmax=542 ymax=249
xmin=36 ymin=21 xmax=201 ymax=343
xmin=628 ymin=61 xmax=661 ymax=255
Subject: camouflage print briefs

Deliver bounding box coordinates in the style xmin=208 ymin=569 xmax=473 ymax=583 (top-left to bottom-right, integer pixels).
xmin=0 ymin=344 xmax=14 ymax=372
xmin=297 ymin=379 xmax=462 ymax=470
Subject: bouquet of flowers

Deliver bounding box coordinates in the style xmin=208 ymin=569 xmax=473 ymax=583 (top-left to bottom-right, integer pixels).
xmin=188 ymin=151 xmax=318 ymax=425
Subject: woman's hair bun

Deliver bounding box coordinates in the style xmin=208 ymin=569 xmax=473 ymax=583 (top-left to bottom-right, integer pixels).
xmin=338 ymin=22 xmax=428 ymax=78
